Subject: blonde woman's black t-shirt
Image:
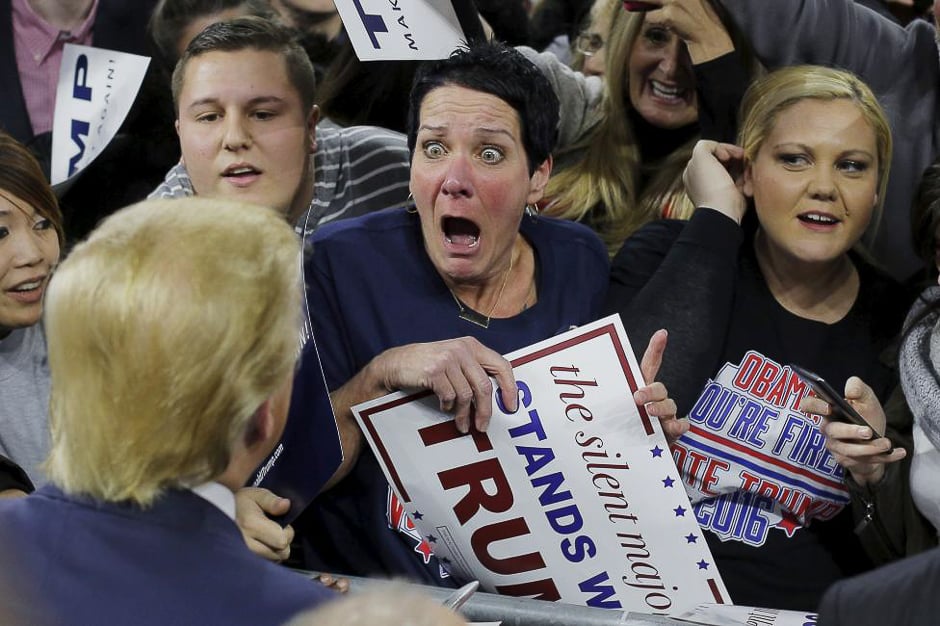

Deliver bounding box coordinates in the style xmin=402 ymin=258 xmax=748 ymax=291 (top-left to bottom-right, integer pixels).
xmin=605 ymin=208 xmax=912 ymax=610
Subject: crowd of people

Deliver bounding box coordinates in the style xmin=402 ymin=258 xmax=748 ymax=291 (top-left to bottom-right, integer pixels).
xmin=3 ymin=0 xmax=940 ymax=624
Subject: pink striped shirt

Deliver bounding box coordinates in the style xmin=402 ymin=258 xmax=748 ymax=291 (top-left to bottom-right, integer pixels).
xmin=12 ymin=0 xmax=99 ymax=136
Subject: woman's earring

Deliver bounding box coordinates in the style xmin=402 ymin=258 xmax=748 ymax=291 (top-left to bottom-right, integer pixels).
xmin=406 ymin=191 xmax=417 ymax=213
xmin=525 ymin=204 xmax=539 ymax=217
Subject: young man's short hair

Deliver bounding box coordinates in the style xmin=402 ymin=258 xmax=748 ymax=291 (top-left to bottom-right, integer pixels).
xmin=171 ymin=16 xmax=316 ymax=113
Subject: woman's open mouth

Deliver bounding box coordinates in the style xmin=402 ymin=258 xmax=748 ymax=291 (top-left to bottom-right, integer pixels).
xmin=442 ymin=216 xmax=481 ymax=250
xmin=649 ymin=79 xmax=690 ymax=105
xmin=5 ymin=276 xmax=47 ymax=305
xmin=797 ymin=211 xmax=841 ymax=231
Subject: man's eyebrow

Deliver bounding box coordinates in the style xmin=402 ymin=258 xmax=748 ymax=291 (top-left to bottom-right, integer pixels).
xmin=186 ymin=95 xmax=288 ymax=110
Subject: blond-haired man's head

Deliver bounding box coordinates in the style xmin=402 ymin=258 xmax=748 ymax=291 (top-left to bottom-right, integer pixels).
xmin=43 ymin=197 xmax=301 ymax=505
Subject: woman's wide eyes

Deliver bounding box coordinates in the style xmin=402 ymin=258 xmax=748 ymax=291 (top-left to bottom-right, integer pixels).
xmin=420 ymin=141 xmax=505 ymax=164
xmin=423 ymin=141 xmax=446 ymax=158
xmin=480 ymin=147 xmax=504 ymax=163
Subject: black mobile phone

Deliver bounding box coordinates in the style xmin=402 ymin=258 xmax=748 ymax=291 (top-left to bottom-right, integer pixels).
xmin=789 ymin=364 xmax=884 ymax=438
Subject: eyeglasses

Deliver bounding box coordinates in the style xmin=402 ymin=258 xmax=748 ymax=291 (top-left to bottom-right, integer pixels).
xmin=575 ymin=32 xmax=605 ymax=57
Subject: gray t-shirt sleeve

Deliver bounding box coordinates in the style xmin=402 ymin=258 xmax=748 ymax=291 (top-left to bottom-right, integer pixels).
xmin=517 ymin=45 xmax=606 ymax=149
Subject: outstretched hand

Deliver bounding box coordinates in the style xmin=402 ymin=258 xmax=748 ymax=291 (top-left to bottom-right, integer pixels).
xmin=800 ymin=376 xmax=906 ymax=486
xmin=373 ymin=337 xmax=517 ymax=433
xmin=634 ymin=329 xmax=686 ymax=442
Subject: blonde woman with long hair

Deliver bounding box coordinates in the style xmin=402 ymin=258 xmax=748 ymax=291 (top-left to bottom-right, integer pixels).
xmin=523 ymin=0 xmax=753 ymax=256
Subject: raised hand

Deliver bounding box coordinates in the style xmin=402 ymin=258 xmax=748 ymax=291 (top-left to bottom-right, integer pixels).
xmin=683 ymin=139 xmax=748 ymax=224
xmin=634 ymin=329 xmax=686 ymax=441
xmin=646 ymin=0 xmax=735 ymax=63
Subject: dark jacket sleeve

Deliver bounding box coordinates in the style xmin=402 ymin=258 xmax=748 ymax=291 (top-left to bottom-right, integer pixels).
xmin=716 ymin=0 xmax=921 ymax=92
xmin=817 ymin=546 xmax=940 ymax=626
xmin=0 ymin=455 xmax=33 ymax=494
xmin=847 ymin=385 xmax=938 ymax=563
xmin=604 ymin=208 xmax=744 ymax=415
xmin=694 ymin=51 xmax=752 ymax=144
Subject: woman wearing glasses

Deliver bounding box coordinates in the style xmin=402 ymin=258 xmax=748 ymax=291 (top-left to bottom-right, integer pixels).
xmin=570 ymin=0 xmax=618 ymax=77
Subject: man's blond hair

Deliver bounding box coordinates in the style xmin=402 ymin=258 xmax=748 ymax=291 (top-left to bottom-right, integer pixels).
xmin=44 ymin=198 xmax=301 ymax=505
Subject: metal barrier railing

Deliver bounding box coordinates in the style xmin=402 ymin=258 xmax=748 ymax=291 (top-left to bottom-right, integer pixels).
xmin=297 ymin=571 xmax=686 ymax=626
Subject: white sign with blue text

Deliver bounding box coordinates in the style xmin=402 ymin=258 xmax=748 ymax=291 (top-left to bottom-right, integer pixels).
xmin=354 ymin=315 xmax=730 ymax=615
xmin=51 ymin=44 xmax=150 ymax=187
xmin=334 ymin=0 xmax=465 ymax=60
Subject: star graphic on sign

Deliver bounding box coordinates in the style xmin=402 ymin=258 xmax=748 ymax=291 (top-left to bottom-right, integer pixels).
xmin=662 ymin=476 xmax=675 ymax=488
xmin=426 ymin=534 xmax=437 ymax=544
xmin=412 ymin=511 xmax=424 ymax=520
xmin=697 ymin=560 xmax=709 ymax=570
xmin=673 ymin=505 xmax=686 ymax=517
xmin=685 ymin=533 xmax=697 ymax=544
xmin=651 ymin=445 xmax=663 ymax=458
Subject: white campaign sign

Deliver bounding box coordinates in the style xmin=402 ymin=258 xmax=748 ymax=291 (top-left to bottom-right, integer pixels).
xmin=674 ymin=603 xmax=818 ymax=626
xmin=353 ymin=315 xmax=730 ymax=615
xmin=334 ymin=0 xmax=465 ymax=60
xmin=51 ymin=44 xmax=150 ymax=186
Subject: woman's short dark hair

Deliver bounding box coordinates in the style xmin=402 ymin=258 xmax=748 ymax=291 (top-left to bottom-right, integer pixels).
xmin=0 ymin=132 xmax=64 ymax=246
xmin=407 ymin=41 xmax=559 ymax=175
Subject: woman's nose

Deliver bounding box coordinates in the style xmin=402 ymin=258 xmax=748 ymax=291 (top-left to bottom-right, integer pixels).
xmin=441 ymin=154 xmax=473 ymax=198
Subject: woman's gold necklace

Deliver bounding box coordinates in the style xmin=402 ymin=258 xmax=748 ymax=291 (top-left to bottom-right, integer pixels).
xmin=449 ymin=252 xmax=515 ymax=329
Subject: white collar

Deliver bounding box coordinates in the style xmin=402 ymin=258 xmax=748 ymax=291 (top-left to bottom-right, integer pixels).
xmin=190 ymin=481 xmax=236 ymax=521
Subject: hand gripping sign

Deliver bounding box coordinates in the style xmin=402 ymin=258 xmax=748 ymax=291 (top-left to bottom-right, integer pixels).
xmin=51 ymin=44 xmax=150 ymax=188
xmin=353 ymin=315 xmax=729 ymax=615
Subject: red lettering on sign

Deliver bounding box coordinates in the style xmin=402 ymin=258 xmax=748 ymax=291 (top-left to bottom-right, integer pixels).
xmin=438 ymin=458 xmax=514 ymax=525
xmin=471 ymin=517 xmax=545 ymax=575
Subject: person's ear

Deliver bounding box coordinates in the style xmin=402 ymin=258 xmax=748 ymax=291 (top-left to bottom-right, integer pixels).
xmin=742 ymin=161 xmax=754 ymax=199
xmin=174 ymin=119 xmax=185 ymax=166
xmin=526 ymin=155 xmax=553 ymax=205
xmin=244 ymin=399 xmax=276 ymax=449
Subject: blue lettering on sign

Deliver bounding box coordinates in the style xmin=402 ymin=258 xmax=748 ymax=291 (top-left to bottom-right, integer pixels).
xmin=351 ymin=0 xmax=388 ymax=48
xmin=505 ymin=379 xmax=598 ymax=565
xmin=579 ymin=571 xmax=622 ymax=609
xmin=72 ymin=54 xmax=92 ymax=101
xmin=68 ymin=119 xmax=90 ymax=176
xmin=68 ymin=54 xmax=94 ymax=176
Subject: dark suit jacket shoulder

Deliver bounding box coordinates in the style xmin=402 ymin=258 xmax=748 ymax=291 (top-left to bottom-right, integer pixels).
xmin=818 ymin=546 xmax=940 ymax=626
xmin=0 ymin=485 xmax=334 ymax=625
